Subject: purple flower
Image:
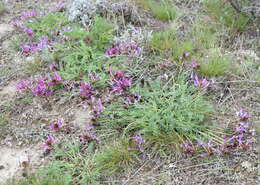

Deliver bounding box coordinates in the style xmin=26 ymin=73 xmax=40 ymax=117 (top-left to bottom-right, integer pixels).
xmin=92 ymin=98 xmax=103 ymax=118
xmin=80 ymin=132 xmax=99 ymax=143
xmin=37 ymin=36 xmax=51 ymax=49
xmin=181 ymin=141 xmax=196 ymax=156
xmin=190 ymin=59 xmax=200 ymax=68
xmin=110 ymin=69 xmax=132 ymax=94
xmin=106 ymin=48 xmax=120 ymax=57
xmin=31 ymin=77 xmax=52 ymax=96
xmin=183 ymin=52 xmax=190 ymax=58
xmin=23 ymin=27 xmax=34 ymax=37
xmin=10 ymin=20 xmax=23 ymax=28
xmin=87 ymin=97 xmax=104 ymax=118
xmin=235 ymin=122 xmax=248 ymax=134
xmin=48 ymin=119 xmax=63 ymax=131
xmin=16 ymin=80 xmax=30 ymax=92
xmin=54 ymin=1 xmax=66 ymax=12
xmin=79 ymin=82 xmax=93 ymax=99
xmin=236 ymin=109 xmax=249 ymax=121
xmin=88 ymin=73 xmax=100 ymax=83
xmin=48 ymin=73 xmax=62 ymax=85
xmin=106 ymin=41 xmax=141 ymax=57
xmin=40 ymin=134 xmax=55 ymax=150
xmin=21 ymin=10 xmax=38 ymax=20
xmin=124 ymin=94 xmax=141 ymax=105
xmin=20 ymin=45 xmax=32 ymax=55
xmin=193 ymin=75 xmax=210 ymax=89
xmin=85 ymin=124 xmax=95 ymax=131
xmin=132 ymin=135 xmax=145 ymax=152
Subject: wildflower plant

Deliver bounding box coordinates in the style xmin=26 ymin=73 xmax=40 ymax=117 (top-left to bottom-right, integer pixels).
xmin=98 ymin=74 xmax=218 ymax=151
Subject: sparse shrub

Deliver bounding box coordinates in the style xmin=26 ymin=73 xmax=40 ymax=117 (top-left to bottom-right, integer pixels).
xmin=191 ymin=20 xmax=218 ymax=50
xmin=148 ymin=30 xmax=176 ymax=52
xmin=0 ymin=2 xmax=5 ymax=14
xmin=199 ymin=49 xmax=231 ymax=77
xmin=203 ymin=0 xmax=250 ymax=32
xmin=137 ymin=0 xmax=178 ymax=21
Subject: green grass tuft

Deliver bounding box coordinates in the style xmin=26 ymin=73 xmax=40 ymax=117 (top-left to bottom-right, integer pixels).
xmin=95 ymin=139 xmax=139 ymax=174
xmin=199 ymin=49 xmax=231 ymax=77
xmin=137 ymin=0 xmax=178 ymax=21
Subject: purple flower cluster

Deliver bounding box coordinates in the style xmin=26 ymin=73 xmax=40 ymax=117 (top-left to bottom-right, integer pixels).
xmin=31 ymin=77 xmax=53 ymax=96
xmin=16 ymin=80 xmax=30 ymax=92
xmin=53 ymin=1 xmax=66 ymax=12
xmin=124 ymin=93 xmax=141 ymax=105
xmin=193 ymin=74 xmax=210 ymax=89
xmin=109 ymin=68 xmax=132 ymax=94
xmin=106 ymin=42 xmax=141 ymax=57
xmin=48 ymin=119 xmax=63 ymax=131
xmin=181 ymin=141 xmax=197 ymax=156
xmin=17 ymin=73 xmax=62 ymax=97
xmin=181 ymin=109 xmax=254 ymax=157
xmin=236 ymin=109 xmax=250 ymax=121
xmin=80 ymin=125 xmax=99 ymax=143
xmin=20 ymin=10 xmax=39 ymax=21
xmin=40 ymin=134 xmax=55 ymax=150
xmin=20 ymin=35 xmax=52 ymax=55
xmin=131 ymin=135 xmax=145 ymax=152
xmin=79 ymin=82 xmax=93 ymax=99
xmin=190 ymin=59 xmax=200 ymax=68
xmin=86 ymin=97 xmax=104 ymax=118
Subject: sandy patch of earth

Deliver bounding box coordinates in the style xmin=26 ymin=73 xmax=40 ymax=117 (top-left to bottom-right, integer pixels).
xmin=0 ymin=146 xmax=42 ymax=184
xmin=0 ymin=80 xmax=17 ymax=97
xmin=0 ymin=24 xmax=13 ymax=39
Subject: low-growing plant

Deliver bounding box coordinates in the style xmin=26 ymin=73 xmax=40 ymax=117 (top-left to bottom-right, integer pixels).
xmin=199 ymin=49 xmax=231 ymax=77
xmin=25 ymin=12 xmax=70 ymax=39
xmin=98 ymin=74 xmax=222 ymax=151
xmin=137 ymin=0 xmax=178 ymax=21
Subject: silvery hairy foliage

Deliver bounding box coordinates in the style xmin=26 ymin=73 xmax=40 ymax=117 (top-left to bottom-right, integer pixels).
xmin=67 ymin=0 xmax=97 ymax=26
xmin=114 ymin=25 xmax=152 ymax=44
xmin=67 ymin=0 xmax=140 ymax=26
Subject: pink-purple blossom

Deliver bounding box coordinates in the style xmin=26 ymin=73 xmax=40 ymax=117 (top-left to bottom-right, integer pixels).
xmin=48 ymin=119 xmax=63 ymax=131
xmin=31 ymin=77 xmax=53 ymax=96
xmin=124 ymin=94 xmax=141 ymax=105
xmin=132 ymin=135 xmax=145 ymax=152
xmin=236 ymin=109 xmax=249 ymax=121
xmin=193 ymin=75 xmax=210 ymax=89
xmin=48 ymin=73 xmax=62 ymax=85
xmin=40 ymin=134 xmax=55 ymax=150
xmin=109 ymin=68 xmax=132 ymax=94
xmin=106 ymin=41 xmax=141 ymax=57
xmin=23 ymin=27 xmax=34 ymax=37
xmin=79 ymin=82 xmax=93 ymax=99
xmin=87 ymin=97 xmax=104 ymax=118
xmin=181 ymin=141 xmax=196 ymax=156
xmin=190 ymin=59 xmax=200 ymax=68
xmin=16 ymin=80 xmax=30 ymax=92
xmin=20 ymin=10 xmax=38 ymax=20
